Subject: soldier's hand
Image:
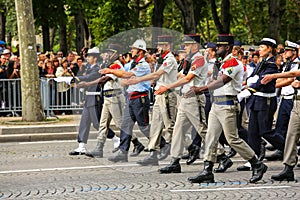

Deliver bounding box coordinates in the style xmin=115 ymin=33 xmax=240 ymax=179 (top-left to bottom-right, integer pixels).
xmin=291 ymin=80 xmax=300 ymax=88
xmin=154 ymin=85 xmax=168 ymax=95
xmin=127 ymin=77 xmax=138 ymax=85
xmin=77 ymin=82 xmax=89 ymax=88
xmin=261 ymin=74 xmax=274 ymax=84
xmin=99 ymin=68 xmax=111 ymax=74
xmin=189 ymin=86 xmax=204 ymax=95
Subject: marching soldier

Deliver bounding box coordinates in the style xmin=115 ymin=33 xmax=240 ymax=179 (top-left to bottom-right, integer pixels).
xmin=261 ymin=41 xmax=300 ymax=181
xmin=265 ymin=41 xmax=299 ymax=161
xmin=126 ymin=35 xmax=178 ymax=165
xmin=187 ymin=34 xmax=268 ymax=184
xmin=82 ymin=44 xmax=125 ymax=158
xmin=155 ymin=34 xmax=208 ymax=173
xmin=69 ymin=47 xmax=103 ymax=155
xmin=101 ymin=39 xmax=151 ymax=162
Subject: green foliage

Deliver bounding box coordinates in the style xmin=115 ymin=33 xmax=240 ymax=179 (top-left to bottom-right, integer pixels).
xmin=3 ymin=0 xmax=300 ymax=50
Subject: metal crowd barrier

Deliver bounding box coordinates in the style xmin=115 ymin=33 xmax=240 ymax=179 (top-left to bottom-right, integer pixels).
xmin=0 ymin=78 xmax=86 ymax=117
xmin=0 ymin=78 xmax=155 ymax=117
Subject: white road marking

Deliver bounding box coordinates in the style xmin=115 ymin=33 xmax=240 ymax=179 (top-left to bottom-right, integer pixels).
xmin=19 ymin=140 xmax=98 ymax=144
xmin=0 ymin=163 xmax=140 ymax=174
xmin=0 ymin=159 xmax=246 ymax=174
xmin=170 ymin=185 xmax=291 ymax=192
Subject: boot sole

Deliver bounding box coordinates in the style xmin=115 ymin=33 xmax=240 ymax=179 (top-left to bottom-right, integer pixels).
xmin=271 ymin=177 xmax=295 ymax=181
xmin=188 ymin=178 xmax=215 ymax=184
xmin=159 ymin=170 xmax=181 ymax=174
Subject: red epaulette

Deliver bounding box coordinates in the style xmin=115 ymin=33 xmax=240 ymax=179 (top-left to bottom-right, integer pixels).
xmin=222 ymin=58 xmax=239 ymax=69
xmin=192 ymin=56 xmax=205 ymax=68
xmin=109 ymin=63 xmax=122 ymax=69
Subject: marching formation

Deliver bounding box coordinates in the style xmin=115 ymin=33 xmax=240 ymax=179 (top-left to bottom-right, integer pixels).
xmin=68 ymin=34 xmax=300 ymax=184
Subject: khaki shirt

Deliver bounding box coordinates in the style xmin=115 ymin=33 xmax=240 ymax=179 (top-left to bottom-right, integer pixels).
xmin=155 ymin=52 xmax=178 ymax=90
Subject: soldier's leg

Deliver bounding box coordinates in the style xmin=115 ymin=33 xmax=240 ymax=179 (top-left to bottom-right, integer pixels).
xmin=97 ymin=102 xmax=112 ymax=144
xmin=147 ymin=96 xmax=164 ymax=151
xmin=283 ymin=105 xmax=300 ymax=167
xmin=221 ymin=105 xmax=255 ymax=161
xmin=77 ymin=106 xmax=93 ymax=144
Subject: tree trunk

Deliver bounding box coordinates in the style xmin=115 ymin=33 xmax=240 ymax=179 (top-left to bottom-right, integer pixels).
xmin=15 ymin=0 xmax=44 ymax=121
xmin=268 ymin=0 xmax=280 ymax=41
xmin=59 ymin=23 xmax=67 ymax=56
xmin=74 ymin=8 xmax=85 ymax=54
xmin=221 ymin=0 xmax=230 ymax=34
xmin=0 ymin=4 xmax=6 ymax=41
xmin=152 ymin=0 xmax=166 ymax=45
xmin=42 ymin=24 xmax=50 ymax=52
xmin=210 ymin=0 xmax=230 ymax=34
xmin=49 ymin=27 xmax=56 ymax=50
xmin=174 ymin=0 xmax=196 ymax=34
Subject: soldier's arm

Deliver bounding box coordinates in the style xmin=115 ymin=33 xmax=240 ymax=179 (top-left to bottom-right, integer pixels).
xmin=127 ymin=69 xmax=165 ymax=85
xmin=100 ymin=68 xmax=135 ymax=78
xmin=262 ymin=70 xmax=300 ymax=84
xmin=275 ymin=77 xmax=294 ymax=88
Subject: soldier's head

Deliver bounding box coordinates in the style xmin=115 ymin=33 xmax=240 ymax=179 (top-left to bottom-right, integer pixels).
xmin=106 ymin=44 xmax=122 ymax=61
xmin=86 ymin=47 xmax=100 ymax=64
xmin=258 ymin=38 xmax=277 ymax=58
xmin=216 ymin=34 xmax=234 ymax=59
xmin=156 ymin=35 xmax=173 ymax=54
xmin=183 ymin=34 xmax=200 ymax=55
xmin=130 ymin=39 xmax=147 ymax=58
xmin=283 ymin=40 xmax=299 ymax=60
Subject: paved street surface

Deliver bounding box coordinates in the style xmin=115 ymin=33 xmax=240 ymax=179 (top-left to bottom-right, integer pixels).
xmin=0 ymin=138 xmax=299 ymax=200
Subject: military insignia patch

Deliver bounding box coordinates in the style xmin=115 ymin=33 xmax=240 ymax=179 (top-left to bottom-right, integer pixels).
xmin=227 ymin=67 xmax=233 ymax=75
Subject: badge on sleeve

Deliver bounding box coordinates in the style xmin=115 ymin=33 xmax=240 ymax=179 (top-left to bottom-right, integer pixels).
xmin=163 ymin=62 xmax=168 ymax=67
xmin=227 ymin=67 xmax=233 ymax=75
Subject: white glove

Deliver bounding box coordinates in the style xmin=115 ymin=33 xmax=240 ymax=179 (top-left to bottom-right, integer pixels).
xmin=246 ymin=75 xmax=259 ymax=86
xmin=54 ymin=77 xmax=74 ymax=85
xmin=237 ymin=89 xmax=251 ymax=102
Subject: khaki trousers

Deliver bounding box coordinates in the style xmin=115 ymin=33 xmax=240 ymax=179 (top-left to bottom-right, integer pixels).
xmin=283 ymin=100 xmax=300 ymax=166
xmin=171 ymin=94 xmax=207 ymax=158
xmin=148 ymin=92 xmax=177 ymax=150
xmin=204 ymin=103 xmax=255 ymax=162
xmin=97 ymin=95 xmax=125 ymax=143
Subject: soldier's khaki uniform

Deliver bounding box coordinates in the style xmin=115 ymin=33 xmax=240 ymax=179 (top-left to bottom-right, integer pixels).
xmin=283 ymin=86 xmax=300 ymax=166
xmin=171 ymin=52 xmax=208 ymax=158
xmin=97 ymin=61 xmax=125 ymax=143
xmin=148 ymin=52 xmax=178 ymax=150
xmin=204 ymin=55 xmax=255 ymax=162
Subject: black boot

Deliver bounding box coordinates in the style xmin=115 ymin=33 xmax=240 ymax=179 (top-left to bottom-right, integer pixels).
xmin=214 ymin=154 xmax=233 ymax=173
xmin=258 ymin=141 xmax=266 ymax=161
xmin=158 ymin=143 xmax=171 ymax=161
xmin=108 ymin=149 xmax=128 ymax=162
xmin=188 ymin=161 xmax=215 ymax=183
xmin=186 ymin=144 xmax=200 ymax=165
xmin=181 ymin=144 xmax=195 ymax=159
xmin=227 ymin=147 xmax=237 ymax=158
xmin=85 ymin=141 xmax=104 ymax=158
xmin=271 ymin=164 xmax=295 ymax=181
xmin=248 ymin=156 xmax=268 ymax=183
xmin=159 ymin=158 xmax=181 ymax=174
xmin=136 ymin=151 xmax=159 ymax=166
xmin=130 ymin=139 xmax=145 ymax=157
xmin=265 ymin=150 xmax=283 ymax=161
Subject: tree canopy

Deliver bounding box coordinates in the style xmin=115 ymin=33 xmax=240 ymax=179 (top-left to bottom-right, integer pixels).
xmin=1 ymin=0 xmax=299 ymax=52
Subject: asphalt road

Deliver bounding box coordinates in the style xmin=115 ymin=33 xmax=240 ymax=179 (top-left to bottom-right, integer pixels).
xmin=0 ymin=138 xmax=299 ymax=200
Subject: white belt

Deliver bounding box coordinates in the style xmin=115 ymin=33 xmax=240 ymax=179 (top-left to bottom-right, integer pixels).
xmin=254 ymin=92 xmax=276 ymax=97
xmin=282 ymin=94 xmax=294 ymax=100
xmin=85 ymin=92 xmax=101 ymax=95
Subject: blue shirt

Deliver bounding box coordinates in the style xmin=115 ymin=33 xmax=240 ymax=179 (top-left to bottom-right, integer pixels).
xmin=127 ymin=58 xmax=151 ymax=92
